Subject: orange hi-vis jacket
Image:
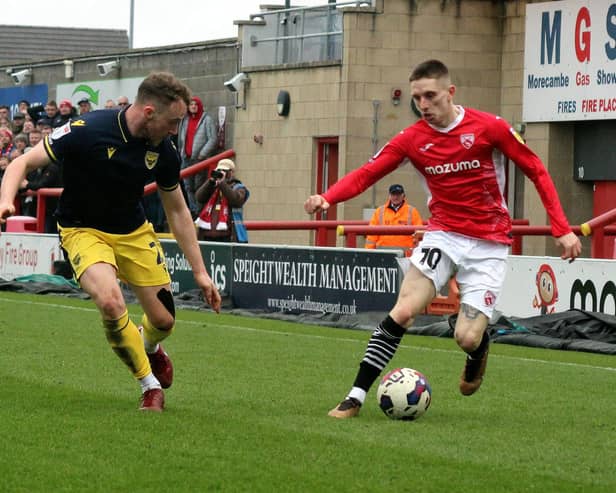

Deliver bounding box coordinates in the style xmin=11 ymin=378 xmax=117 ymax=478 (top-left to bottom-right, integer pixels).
xmin=365 ymin=200 xmax=423 ymax=254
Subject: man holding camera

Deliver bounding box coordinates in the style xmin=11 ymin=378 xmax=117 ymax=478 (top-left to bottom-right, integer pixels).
xmin=194 ymin=158 xmax=249 ymax=242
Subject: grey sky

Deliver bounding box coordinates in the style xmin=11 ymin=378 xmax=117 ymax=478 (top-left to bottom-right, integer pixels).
xmin=3 ymin=0 xmax=326 ymax=48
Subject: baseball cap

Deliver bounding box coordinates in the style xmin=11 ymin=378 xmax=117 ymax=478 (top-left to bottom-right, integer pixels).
xmin=77 ymin=97 xmax=90 ymax=105
xmin=389 ymin=184 xmax=405 ymax=194
xmin=215 ymin=158 xmax=235 ymax=171
xmin=59 ymin=99 xmax=73 ymax=108
xmin=12 ymin=112 xmax=25 ymax=120
xmin=37 ymin=117 xmax=52 ymax=128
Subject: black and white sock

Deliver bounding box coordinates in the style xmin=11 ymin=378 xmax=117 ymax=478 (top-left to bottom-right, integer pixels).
xmin=347 ymin=315 xmax=406 ymax=403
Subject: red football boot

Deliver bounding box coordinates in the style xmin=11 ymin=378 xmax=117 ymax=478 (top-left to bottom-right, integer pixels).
xmin=139 ymin=388 xmax=164 ymax=412
xmin=147 ymin=345 xmax=174 ymax=389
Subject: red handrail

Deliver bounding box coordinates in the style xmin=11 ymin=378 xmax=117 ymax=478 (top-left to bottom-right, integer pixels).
xmin=336 ymin=223 xmax=616 ymax=256
xmin=144 ymin=149 xmax=235 ymax=195
xmin=244 ymin=220 xmax=367 ymax=230
xmin=244 ymin=220 xmax=368 ymax=247
xmin=581 ymin=208 xmax=616 ymax=236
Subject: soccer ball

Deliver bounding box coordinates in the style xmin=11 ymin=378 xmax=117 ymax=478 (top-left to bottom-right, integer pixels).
xmin=376 ymin=367 xmax=432 ymax=421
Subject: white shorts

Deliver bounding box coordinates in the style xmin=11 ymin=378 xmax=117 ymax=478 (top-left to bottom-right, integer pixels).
xmin=408 ymin=231 xmax=509 ymax=317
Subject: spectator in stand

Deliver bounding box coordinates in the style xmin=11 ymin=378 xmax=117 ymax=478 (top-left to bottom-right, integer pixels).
xmin=0 ymin=116 xmax=10 ymax=130
xmin=177 ymin=96 xmax=217 ymax=217
xmin=17 ymin=100 xmax=31 ymax=122
xmin=37 ymin=118 xmax=51 ymax=131
xmin=28 ymin=100 xmax=58 ymax=125
xmin=38 ymin=120 xmax=53 ymax=137
xmin=77 ymin=97 xmax=92 ymax=115
xmin=0 ymin=105 xmax=9 ymax=120
xmin=0 ymin=128 xmax=13 ymax=157
xmin=44 ymin=101 xmax=63 ymax=128
xmin=17 ymin=100 xmax=30 ymax=114
xmin=194 ymin=158 xmax=249 ymax=242
xmin=117 ymin=96 xmax=130 ymax=108
xmin=57 ymin=100 xmax=76 ymax=126
xmin=22 ymin=120 xmax=35 ymax=136
xmin=11 ymin=112 xmax=25 ymax=134
xmin=13 ymin=133 xmax=29 ymax=154
xmin=9 ymin=148 xmax=22 ymax=162
xmin=365 ymin=184 xmax=423 ymax=256
xmin=104 ymin=99 xmax=115 ymax=109
xmin=27 ymin=129 xmax=43 ymax=149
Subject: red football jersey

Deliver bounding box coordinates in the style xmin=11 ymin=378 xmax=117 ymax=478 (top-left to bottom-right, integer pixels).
xmin=322 ymin=107 xmax=572 ymax=245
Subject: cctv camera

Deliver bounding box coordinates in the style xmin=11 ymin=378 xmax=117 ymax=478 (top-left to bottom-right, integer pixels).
xmin=11 ymin=69 xmax=31 ymax=85
xmin=97 ymin=61 xmax=119 ymax=77
xmin=224 ymin=72 xmax=250 ymax=92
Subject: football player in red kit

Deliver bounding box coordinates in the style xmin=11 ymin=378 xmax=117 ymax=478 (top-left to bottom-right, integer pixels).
xmin=304 ymin=59 xmax=581 ymax=418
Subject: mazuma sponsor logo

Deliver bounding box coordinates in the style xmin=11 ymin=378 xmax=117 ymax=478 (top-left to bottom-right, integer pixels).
xmin=425 ymin=159 xmax=480 ymax=175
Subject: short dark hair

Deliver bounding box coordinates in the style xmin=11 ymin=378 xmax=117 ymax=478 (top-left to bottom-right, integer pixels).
xmin=136 ymin=72 xmax=191 ymax=108
xmin=409 ymin=59 xmax=450 ymax=82
xmin=13 ymin=133 xmax=28 ymax=145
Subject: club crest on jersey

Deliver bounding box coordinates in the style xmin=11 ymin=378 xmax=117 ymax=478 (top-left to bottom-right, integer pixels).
xmin=460 ymin=133 xmax=475 ymax=149
xmin=107 ymin=147 xmax=117 ymax=159
xmin=144 ymin=151 xmax=159 ymax=169
xmin=484 ymin=290 xmax=496 ymax=307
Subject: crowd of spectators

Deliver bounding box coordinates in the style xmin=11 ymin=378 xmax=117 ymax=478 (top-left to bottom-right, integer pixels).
xmin=0 ymin=95 xmax=238 ymax=238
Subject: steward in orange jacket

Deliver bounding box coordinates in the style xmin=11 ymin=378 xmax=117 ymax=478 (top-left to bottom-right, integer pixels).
xmin=365 ymin=184 xmax=423 ymax=256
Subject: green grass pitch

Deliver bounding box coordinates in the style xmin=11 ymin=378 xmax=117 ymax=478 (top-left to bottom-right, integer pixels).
xmin=1 ymin=291 xmax=615 ymax=492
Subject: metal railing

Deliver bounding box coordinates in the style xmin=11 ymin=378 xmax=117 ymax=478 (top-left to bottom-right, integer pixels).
xmin=242 ymin=1 xmax=373 ymax=67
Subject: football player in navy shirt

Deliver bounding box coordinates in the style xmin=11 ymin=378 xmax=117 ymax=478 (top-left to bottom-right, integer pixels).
xmin=0 ymin=72 xmax=221 ymax=412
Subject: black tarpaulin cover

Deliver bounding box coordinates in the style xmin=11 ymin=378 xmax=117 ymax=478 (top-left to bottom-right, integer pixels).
xmin=2 ymin=277 xmax=616 ymax=355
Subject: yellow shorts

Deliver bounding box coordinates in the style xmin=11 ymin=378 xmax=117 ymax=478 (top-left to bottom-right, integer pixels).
xmin=59 ymin=222 xmax=171 ymax=287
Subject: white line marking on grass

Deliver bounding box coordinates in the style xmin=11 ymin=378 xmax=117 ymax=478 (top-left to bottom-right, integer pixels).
xmin=0 ymin=297 xmax=96 ymax=312
xmin=3 ymin=297 xmax=615 ymax=373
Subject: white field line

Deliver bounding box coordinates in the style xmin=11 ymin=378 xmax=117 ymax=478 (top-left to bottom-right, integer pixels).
xmin=3 ymin=297 xmax=616 ymax=373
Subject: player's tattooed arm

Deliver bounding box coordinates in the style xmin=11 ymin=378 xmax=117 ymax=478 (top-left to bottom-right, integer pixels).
xmin=460 ymin=303 xmax=482 ymax=320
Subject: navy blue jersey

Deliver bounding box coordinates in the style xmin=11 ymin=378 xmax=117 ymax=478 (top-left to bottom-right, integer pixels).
xmin=43 ymin=109 xmax=180 ymax=233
